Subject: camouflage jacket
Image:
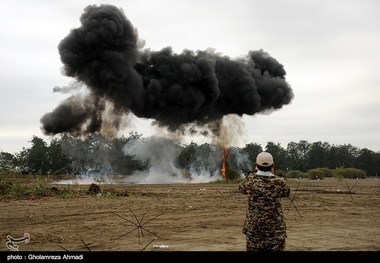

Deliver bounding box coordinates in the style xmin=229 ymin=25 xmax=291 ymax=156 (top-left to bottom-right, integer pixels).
xmin=239 ymin=172 xmax=290 ymax=238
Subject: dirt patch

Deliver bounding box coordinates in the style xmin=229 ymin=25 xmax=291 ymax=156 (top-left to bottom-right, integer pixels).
xmin=0 ymin=178 xmax=379 ymax=251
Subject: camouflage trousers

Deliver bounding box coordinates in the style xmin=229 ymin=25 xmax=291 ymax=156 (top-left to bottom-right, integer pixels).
xmin=245 ymin=233 xmax=286 ymax=251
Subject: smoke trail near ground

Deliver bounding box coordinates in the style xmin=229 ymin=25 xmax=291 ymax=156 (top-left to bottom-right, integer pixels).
xmin=121 ymin=136 xmax=223 ymax=183
xmin=122 ymin=136 xmax=184 ymax=183
xmin=40 ymin=4 xmax=294 ymax=138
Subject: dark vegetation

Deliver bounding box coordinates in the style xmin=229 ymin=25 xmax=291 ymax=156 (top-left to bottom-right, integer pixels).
xmin=1 ymin=132 xmax=379 ymax=181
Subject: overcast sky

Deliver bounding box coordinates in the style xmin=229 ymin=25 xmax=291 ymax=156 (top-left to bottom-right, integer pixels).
xmin=0 ymin=0 xmax=379 ymax=154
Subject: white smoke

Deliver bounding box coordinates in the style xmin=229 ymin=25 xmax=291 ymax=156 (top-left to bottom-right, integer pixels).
xmin=122 ymin=136 xmax=222 ymax=184
xmin=122 ymin=136 xmax=184 ymax=183
xmin=51 ymin=114 xmax=250 ymax=185
xmin=212 ymin=114 xmax=248 ymax=147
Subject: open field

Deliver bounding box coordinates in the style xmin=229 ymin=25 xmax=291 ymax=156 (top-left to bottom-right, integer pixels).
xmin=0 ymin=177 xmax=379 ymax=251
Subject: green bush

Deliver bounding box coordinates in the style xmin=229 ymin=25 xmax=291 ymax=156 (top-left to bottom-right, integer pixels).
xmin=0 ymin=179 xmax=24 ymax=198
xmin=307 ymin=168 xmax=324 ymax=180
xmin=29 ymin=176 xmax=50 ymax=196
xmin=319 ymin=167 xmax=333 ymax=178
xmin=332 ymin=167 xmax=367 ymax=179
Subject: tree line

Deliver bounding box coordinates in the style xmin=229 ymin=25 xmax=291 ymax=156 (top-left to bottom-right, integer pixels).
xmin=0 ymin=133 xmax=379 ymax=177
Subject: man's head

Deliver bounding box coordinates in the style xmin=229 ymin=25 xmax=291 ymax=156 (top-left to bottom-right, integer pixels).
xmin=256 ymin=151 xmax=274 ymax=171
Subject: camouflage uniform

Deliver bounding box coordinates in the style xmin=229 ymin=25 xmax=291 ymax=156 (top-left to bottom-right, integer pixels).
xmin=239 ymin=172 xmax=290 ymax=251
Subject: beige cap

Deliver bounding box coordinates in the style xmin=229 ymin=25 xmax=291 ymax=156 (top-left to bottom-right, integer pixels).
xmin=256 ymin=152 xmax=274 ymax=167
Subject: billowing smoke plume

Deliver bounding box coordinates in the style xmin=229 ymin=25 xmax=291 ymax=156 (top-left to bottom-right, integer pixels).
xmin=40 ymin=4 xmax=294 ymax=138
xmin=122 ymin=136 xmax=184 ymax=183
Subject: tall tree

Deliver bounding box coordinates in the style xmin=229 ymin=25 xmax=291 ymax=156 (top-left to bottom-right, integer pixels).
xmin=26 ymin=136 xmax=49 ymax=174
xmin=355 ymin=148 xmax=379 ymax=176
xmin=47 ymin=138 xmax=71 ymax=175
xmin=329 ymin=144 xmax=359 ymax=168
xmin=286 ymin=140 xmax=311 ymax=171
xmin=265 ymin=142 xmax=287 ymax=171
xmin=241 ymin=142 xmax=263 ymax=170
xmin=0 ymin=151 xmax=16 ymax=171
xmin=306 ymin=141 xmax=331 ymax=170
xmin=176 ymin=142 xmax=198 ymax=170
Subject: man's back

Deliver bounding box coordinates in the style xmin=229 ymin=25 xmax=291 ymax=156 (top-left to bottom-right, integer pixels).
xmin=239 ymin=172 xmax=290 ymax=250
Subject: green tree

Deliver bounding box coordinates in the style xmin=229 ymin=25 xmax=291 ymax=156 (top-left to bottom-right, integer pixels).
xmin=328 ymin=144 xmax=358 ymax=168
xmin=176 ymin=142 xmax=198 ymax=170
xmin=286 ymin=140 xmax=311 ymax=172
xmin=26 ymin=136 xmax=49 ymax=174
xmin=265 ymin=142 xmax=287 ymax=171
xmin=355 ymin=148 xmax=379 ymax=176
xmin=241 ymin=143 xmax=263 ymax=171
xmin=0 ymin=151 xmax=15 ymax=170
xmin=47 ymin=138 xmax=71 ymax=175
xmin=110 ymin=135 xmax=148 ymax=175
xmin=306 ymin=141 xmax=331 ymax=170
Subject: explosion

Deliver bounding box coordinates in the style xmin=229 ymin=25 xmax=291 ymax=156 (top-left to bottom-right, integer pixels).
xmin=41 ymin=4 xmax=294 ymax=183
xmin=41 ymin=4 xmax=293 ymax=140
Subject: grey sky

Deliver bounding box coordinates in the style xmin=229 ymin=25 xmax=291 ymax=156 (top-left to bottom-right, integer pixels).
xmin=0 ymin=0 xmax=379 ymax=154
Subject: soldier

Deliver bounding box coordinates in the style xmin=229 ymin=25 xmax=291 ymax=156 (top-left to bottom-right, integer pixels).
xmin=239 ymin=151 xmax=290 ymax=251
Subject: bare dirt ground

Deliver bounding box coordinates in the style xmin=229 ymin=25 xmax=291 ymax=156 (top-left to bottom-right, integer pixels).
xmin=0 ymin=178 xmax=379 ymax=252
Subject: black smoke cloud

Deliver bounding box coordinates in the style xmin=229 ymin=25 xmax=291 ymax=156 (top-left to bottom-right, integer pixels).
xmin=41 ymin=4 xmax=294 ymax=137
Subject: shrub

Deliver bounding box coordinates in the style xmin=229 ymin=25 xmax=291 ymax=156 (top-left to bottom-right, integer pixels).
xmin=307 ymin=168 xmax=324 ymax=180
xmin=319 ymin=167 xmax=333 ymax=178
xmin=332 ymin=167 xmax=367 ymax=179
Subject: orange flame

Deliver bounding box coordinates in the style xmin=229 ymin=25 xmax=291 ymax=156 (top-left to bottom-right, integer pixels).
xmin=221 ymin=146 xmax=230 ymax=181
